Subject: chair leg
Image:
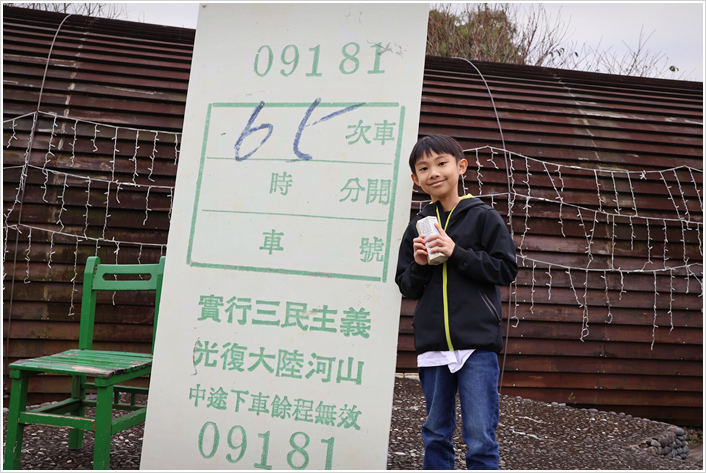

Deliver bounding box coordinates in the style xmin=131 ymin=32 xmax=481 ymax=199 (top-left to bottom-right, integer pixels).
xmin=92 ymin=385 xmax=114 ymax=470
xmin=68 ymin=375 xmax=86 ymax=450
xmin=3 ymin=375 xmax=29 ymax=470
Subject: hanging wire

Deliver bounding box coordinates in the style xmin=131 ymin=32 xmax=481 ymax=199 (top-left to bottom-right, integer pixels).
xmin=602 ymin=271 xmax=613 ymax=324
xmin=102 ymin=182 xmax=111 ymax=240
xmin=529 ymin=261 xmax=536 ymax=318
xmin=131 ymin=129 xmax=140 ymax=184
xmin=5 ymin=10 xmax=74 ymax=357
xmin=111 ymin=126 xmax=120 ymax=183
xmin=593 ymin=170 xmax=604 ymax=213
xmin=651 ymin=272 xmax=659 ymax=350
xmin=451 ymin=58 xmax=517 ymax=394
xmin=8 ymin=223 xmax=167 ymax=250
xmin=23 ymin=228 xmax=32 ymax=284
xmin=83 ymin=179 xmax=92 ymax=237
xmin=4 ymin=111 xmax=37 ymax=359
xmin=174 ymin=133 xmax=180 ymax=165
xmin=144 ymin=186 xmax=152 ymax=225
xmin=6 ymin=118 xmax=17 ymax=148
xmin=69 ymin=235 xmax=80 ymax=316
xmin=25 ymin=164 xmax=174 ymax=190
xmin=70 ymin=119 xmax=78 ymax=165
xmin=41 ymin=114 xmax=58 ymax=203
xmin=148 ymin=131 xmax=159 ymax=182
xmin=91 ymin=123 xmax=100 ymax=152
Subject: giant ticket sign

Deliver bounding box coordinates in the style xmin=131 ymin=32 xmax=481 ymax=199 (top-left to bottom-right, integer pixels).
xmin=141 ymin=4 xmax=428 ymax=469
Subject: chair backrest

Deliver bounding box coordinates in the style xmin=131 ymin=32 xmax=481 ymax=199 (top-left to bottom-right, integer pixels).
xmin=79 ymin=256 xmax=166 ymax=352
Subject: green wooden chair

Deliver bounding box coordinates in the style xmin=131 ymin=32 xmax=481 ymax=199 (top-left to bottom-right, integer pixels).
xmin=3 ymin=255 xmax=166 ymax=470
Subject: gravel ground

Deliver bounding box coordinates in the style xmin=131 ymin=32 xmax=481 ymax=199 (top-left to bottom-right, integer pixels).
xmin=3 ymin=376 xmax=702 ymax=470
xmin=388 ymin=376 xmax=700 ymax=470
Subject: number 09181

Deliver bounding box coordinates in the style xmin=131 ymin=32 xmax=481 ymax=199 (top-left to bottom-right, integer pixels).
xmin=198 ymin=421 xmax=335 ymax=470
xmin=254 ymin=43 xmax=386 ymax=78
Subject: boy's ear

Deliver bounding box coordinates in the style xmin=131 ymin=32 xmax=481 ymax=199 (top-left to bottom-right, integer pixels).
xmin=458 ymin=158 xmax=468 ymax=175
xmin=411 ymin=172 xmax=420 ymax=186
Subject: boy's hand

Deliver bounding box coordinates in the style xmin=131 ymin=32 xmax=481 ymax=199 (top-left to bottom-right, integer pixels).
xmin=413 ymin=235 xmax=429 ymax=265
xmin=424 ymin=223 xmax=455 ymax=257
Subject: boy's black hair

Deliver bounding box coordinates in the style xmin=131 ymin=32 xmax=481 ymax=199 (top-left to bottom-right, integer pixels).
xmin=408 ymin=134 xmax=465 ymax=174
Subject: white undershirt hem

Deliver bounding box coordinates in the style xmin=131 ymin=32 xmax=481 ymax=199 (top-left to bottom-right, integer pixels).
xmin=417 ymin=349 xmax=475 ymax=373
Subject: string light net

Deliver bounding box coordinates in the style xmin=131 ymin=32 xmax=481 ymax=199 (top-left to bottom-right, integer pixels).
xmin=3 ymin=116 xmax=703 ymax=355
xmin=412 ymin=145 xmax=702 ymax=350
xmin=3 ymin=111 xmax=180 ymax=315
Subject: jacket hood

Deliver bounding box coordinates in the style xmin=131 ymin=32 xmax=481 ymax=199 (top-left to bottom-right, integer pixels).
xmin=418 ymin=195 xmax=486 ymax=220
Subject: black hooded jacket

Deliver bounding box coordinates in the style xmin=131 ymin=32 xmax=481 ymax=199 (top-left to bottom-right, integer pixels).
xmin=395 ymin=196 xmax=518 ymax=354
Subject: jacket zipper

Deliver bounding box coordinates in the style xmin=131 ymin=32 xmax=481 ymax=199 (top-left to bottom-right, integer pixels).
xmin=480 ymin=291 xmax=501 ymax=324
xmin=435 ymin=195 xmax=473 ymax=351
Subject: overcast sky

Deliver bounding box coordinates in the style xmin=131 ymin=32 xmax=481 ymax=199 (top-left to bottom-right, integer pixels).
xmin=121 ymin=2 xmax=704 ymax=82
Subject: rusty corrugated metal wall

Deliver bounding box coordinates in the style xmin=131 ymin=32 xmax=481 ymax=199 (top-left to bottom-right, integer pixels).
xmin=2 ymin=7 xmax=193 ymax=401
xmin=3 ymin=7 xmax=702 ymax=424
xmin=405 ymin=57 xmax=703 ymax=425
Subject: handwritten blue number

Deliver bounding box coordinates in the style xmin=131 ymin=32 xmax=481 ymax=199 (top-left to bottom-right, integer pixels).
xmin=234 ymin=101 xmax=273 ymax=161
xmin=290 ymin=98 xmax=365 ymax=162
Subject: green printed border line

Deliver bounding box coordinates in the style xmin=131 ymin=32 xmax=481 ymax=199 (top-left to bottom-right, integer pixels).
xmin=190 ymin=262 xmax=381 ymax=282
xmin=381 ymin=105 xmax=405 ymax=283
xmin=206 ymin=157 xmax=392 ymax=165
xmin=187 ymin=101 xmax=403 ymax=282
xmin=187 ymin=103 xmax=213 ymax=265
xmin=202 ymin=209 xmax=386 ymax=223
xmin=212 ymin=102 xmax=399 ymax=108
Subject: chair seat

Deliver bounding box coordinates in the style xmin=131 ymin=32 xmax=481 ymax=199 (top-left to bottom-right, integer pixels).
xmin=9 ymin=349 xmax=152 ymax=379
xmin=4 ymin=256 xmax=166 ymax=470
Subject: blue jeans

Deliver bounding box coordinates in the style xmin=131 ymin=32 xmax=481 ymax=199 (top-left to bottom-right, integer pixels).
xmin=418 ymin=350 xmax=500 ymax=470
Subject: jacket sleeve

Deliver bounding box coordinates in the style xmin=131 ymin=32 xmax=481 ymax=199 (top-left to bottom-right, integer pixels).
xmin=395 ymin=221 xmax=434 ymax=300
xmin=448 ymin=208 xmax=518 ymax=286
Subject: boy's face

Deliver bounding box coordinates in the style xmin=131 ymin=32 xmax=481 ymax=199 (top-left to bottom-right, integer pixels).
xmin=411 ymin=151 xmax=468 ymax=201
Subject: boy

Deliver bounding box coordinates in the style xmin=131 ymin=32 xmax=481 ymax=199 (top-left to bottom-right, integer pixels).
xmin=395 ymin=135 xmax=518 ymax=470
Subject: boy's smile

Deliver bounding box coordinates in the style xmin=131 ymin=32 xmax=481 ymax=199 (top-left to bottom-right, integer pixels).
xmin=412 ymin=151 xmax=468 ymax=211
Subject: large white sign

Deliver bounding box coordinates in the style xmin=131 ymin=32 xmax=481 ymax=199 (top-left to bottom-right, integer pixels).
xmin=141 ymin=4 xmax=428 ymax=470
